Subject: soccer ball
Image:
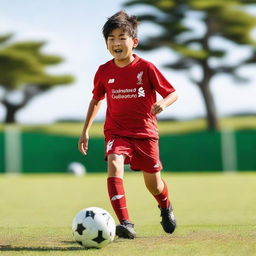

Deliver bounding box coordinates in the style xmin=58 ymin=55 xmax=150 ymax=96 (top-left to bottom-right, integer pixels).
xmin=68 ymin=162 xmax=86 ymax=176
xmin=72 ymin=207 xmax=116 ymax=248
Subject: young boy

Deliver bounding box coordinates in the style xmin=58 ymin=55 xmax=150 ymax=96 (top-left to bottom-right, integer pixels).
xmin=78 ymin=11 xmax=178 ymax=239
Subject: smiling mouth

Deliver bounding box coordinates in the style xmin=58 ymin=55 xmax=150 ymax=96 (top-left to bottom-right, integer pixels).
xmin=114 ymin=49 xmax=123 ymax=53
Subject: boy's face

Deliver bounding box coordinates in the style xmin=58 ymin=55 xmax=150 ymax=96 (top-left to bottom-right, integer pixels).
xmin=106 ymin=28 xmax=138 ymax=65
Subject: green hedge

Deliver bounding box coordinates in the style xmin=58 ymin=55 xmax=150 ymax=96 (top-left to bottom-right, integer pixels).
xmin=0 ymin=130 xmax=255 ymax=173
xmin=160 ymin=131 xmax=222 ymax=172
xmin=21 ymin=133 xmax=106 ymax=173
xmin=236 ymin=130 xmax=256 ymax=171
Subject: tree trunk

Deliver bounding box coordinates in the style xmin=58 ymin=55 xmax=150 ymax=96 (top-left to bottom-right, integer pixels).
xmin=3 ymin=102 xmax=21 ymax=123
xmin=3 ymin=86 xmax=41 ymax=123
xmin=199 ymin=84 xmax=219 ymax=130
xmin=5 ymin=105 xmax=19 ymax=123
xmin=198 ymin=15 xmax=219 ymax=131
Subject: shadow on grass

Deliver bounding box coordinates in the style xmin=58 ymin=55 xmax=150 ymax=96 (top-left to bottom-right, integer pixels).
xmin=0 ymin=237 xmax=155 ymax=251
xmin=0 ymin=241 xmax=96 ymax=251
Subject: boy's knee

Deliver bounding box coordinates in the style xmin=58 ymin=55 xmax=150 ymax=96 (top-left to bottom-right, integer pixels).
xmin=108 ymin=154 xmax=123 ymax=166
xmin=108 ymin=154 xmax=124 ymax=177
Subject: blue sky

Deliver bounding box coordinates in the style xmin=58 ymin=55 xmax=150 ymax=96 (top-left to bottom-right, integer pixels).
xmin=0 ymin=0 xmax=256 ymax=123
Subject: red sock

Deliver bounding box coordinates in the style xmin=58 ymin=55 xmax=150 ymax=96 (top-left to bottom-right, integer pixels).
xmin=154 ymin=179 xmax=170 ymax=208
xmin=107 ymin=177 xmax=130 ymax=223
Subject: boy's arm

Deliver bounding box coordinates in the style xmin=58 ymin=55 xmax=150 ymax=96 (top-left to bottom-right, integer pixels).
xmin=151 ymin=91 xmax=178 ymax=115
xmin=78 ymin=98 xmax=102 ymax=155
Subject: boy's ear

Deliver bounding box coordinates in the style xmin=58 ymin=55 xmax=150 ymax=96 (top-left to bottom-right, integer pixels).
xmin=133 ymin=38 xmax=139 ymax=48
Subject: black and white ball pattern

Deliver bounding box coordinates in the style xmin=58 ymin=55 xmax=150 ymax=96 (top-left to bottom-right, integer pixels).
xmin=72 ymin=207 xmax=116 ymax=248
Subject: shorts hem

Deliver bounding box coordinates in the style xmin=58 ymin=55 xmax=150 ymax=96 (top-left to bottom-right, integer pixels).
xmin=138 ymin=168 xmax=162 ymax=173
xmin=104 ymin=151 xmax=130 ymax=163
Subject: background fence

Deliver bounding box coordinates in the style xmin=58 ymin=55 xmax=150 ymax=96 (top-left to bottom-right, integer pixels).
xmin=0 ymin=129 xmax=255 ymax=173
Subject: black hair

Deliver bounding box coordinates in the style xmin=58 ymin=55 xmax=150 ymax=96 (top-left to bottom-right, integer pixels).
xmin=102 ymin=11 xmax=139 ymax=41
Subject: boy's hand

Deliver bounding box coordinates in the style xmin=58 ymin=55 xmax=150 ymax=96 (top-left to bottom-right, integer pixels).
xmin=151 ymin=92 xmax=178 ymax=115
xmin=151 ymin=102 xmax=165 ymax=115
xmin=78 ymin=134 xmax=89 ymax=155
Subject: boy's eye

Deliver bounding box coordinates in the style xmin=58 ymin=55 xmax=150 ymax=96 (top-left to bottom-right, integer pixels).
xmin=121 ymin=38 xmax=127 ymax=40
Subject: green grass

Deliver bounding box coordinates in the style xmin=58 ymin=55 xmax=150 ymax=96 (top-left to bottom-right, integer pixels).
xmin=0 ymin=172 xmax=256 ymax=255
xmin=1 ymin=116 xmax=256 ymax=137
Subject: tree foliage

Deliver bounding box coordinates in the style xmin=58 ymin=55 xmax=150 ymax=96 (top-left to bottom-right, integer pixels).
xmin=0 ymin=34 xmax=74 ymax=123
xmin=124 ymin=0 xmax=256 ymax=130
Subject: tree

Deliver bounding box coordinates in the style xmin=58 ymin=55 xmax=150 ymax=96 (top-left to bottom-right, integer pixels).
xmin=0 ymin=34 xmax=74 ymax=123
xmin=123 ymin=0 xmax=256 ymax=130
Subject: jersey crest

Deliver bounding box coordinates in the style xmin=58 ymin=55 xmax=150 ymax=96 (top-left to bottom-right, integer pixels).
xmin=137 ymin=71 xmax=143 ymax=85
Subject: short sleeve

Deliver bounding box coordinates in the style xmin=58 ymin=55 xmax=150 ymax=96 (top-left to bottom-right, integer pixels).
xmin=92 ymin=67 xmax=106 ymax=101
xmin=148 ymin=63 xmax=175 ymax=98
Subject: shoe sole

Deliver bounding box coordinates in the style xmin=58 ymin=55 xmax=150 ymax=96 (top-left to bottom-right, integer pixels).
xmin=116 ymin=225 xmax=136 ymax=239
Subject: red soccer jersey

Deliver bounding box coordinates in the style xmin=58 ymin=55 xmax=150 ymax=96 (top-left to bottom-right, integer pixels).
xmin=92 ymin=54 xmax=175 ymax=139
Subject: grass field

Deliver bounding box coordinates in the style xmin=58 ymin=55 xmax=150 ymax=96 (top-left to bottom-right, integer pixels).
xmin=0 ymin=172 xmax=256 ymax=256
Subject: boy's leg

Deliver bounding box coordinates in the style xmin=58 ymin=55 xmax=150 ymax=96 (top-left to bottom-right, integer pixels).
xmin=107 ymin=153 xmax=129 ymax=222
xmin=143 ymin=171 xmax=176 ymax=234
xmin=142 ymin=171 xmax=169 ymax=207
xmin=107 ymin=153 xmax=136 ymax=239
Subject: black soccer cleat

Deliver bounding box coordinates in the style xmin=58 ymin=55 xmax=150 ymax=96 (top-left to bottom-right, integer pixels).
xmin=116 ymin=220 xmax=136 ymax=239
xmin=159 ymin=203 xmax=176 ymax=234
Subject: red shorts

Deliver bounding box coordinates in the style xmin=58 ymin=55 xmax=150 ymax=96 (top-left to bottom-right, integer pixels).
xmin=105 ymin=136 xmax=162 ymax=173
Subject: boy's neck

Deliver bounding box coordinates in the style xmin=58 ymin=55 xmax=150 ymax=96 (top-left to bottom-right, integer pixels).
xmin=114 ymin=54 xmax=135 ymax=68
